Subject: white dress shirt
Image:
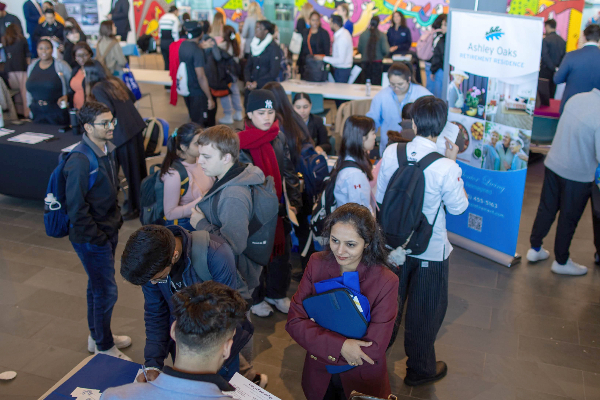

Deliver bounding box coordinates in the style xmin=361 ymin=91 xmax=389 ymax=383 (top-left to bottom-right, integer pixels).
xmin=376 ymin=137 xmax=469 ymax=261
xmin=323 ymin=27 xmax=353 ymax=69
xmin=334 ymin=156 xmax=375 ymax=215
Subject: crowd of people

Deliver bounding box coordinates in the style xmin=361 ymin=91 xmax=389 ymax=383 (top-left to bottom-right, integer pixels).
xmin=3 ymin=2 xmax=600 ymax=400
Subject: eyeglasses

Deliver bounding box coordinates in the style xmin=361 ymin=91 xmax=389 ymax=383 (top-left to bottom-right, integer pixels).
xmin=92 ymin=119 xmax=118 ymax=130
xmin=389 ymin=81 xmax=409 ymax=89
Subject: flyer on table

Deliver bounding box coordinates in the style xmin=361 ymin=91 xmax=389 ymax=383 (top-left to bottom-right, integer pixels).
xmin=445 ymin=10 xmax=544 ymax=259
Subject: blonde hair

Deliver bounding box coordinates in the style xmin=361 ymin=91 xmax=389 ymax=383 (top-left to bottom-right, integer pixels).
xmin=337 ymin=3 xmax=350 ymax=19
xmin=211 ymin=12 xmax=225 ymax=36
xmin=301 ymin=2 xmax=314 ymax=22
xmin=247 ymin=1 xmax=263 ymax=19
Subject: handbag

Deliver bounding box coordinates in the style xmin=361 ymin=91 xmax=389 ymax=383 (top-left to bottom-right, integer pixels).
xmin=121 ymin=64 xmax=142 ymax=100
xmin=303 ymin=56 xmax=328 ymax=82
xmin=289 ymin=31 xmax=303 ymax=55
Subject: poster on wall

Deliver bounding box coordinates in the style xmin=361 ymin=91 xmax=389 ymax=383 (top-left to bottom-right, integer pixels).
xmin=62 ymin=0 xmax=100 ymax=36
xmin=445 ymin=10 xmax=543 ymax=265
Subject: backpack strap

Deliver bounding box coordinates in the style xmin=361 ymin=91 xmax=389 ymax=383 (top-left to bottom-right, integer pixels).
xmin=71 ymin=143 xmax=99 ymax=191
xmin=396 ymin=143 xmax=408 ymax=166
xmin=190 ymin=230 xmax=213 ymax=282
xmin=418 ymin=151 xmax=444 ymax=170
xmin=172 ymin=160 xmax=189 ymax=197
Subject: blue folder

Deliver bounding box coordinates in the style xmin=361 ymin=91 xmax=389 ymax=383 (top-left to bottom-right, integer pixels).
xmin=44 ymin=354 xmax=141 ymax=399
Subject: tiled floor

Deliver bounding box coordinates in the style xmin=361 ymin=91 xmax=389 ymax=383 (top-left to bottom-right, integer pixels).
xmin=1 ymin=56 xmax=600 ymax=399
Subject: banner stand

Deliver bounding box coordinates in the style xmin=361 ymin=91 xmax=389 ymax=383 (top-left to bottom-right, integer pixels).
xmin=448 ymin=233 xmax=521 ymax=267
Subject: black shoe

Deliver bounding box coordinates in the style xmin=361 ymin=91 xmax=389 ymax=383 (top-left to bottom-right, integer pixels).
xmin=122 ymin=210 xmax=140 ymax=221
xmin=404 ymin=361 xmax=448 ymax=386
xmin=595 ymin=253 xmax=600 ymax=266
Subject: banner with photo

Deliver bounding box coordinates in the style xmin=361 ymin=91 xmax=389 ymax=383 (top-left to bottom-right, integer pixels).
xmin=445 ymin=10 xmax=543 ymax=265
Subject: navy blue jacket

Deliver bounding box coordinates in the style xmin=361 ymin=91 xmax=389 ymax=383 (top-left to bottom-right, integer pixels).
xmin=141 ymin=225 xmax=238 ymax=369
xmin=554 ymin=44 xmax=600 ymax=114
xmin=387 ymin=26 xmax=412 ymax=55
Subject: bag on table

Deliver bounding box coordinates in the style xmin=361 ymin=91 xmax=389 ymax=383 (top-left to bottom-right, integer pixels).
xmin=289 ymin=31 xmax=303 ymax=54
xmin=139 ymin=160 xmax=189 ymax=226
xmin=121 ymin=64 xmax=142 ymax=101
xmin=44 ymin=143 xmax=98 ymax=238
xmin=303 ymin=55 xmax=328 ymax=82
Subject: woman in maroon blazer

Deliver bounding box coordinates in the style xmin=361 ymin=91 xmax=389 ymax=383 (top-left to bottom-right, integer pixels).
xmin=286 ymin=203 xmax=399 ymax=400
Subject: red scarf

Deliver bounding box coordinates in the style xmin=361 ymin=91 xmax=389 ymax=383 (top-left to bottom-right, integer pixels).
xmin=239 ymin=120 xmax=285 ymax=257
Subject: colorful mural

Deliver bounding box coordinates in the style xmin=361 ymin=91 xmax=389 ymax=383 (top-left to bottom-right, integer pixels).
xmin=134 ymin=0 xmax=170 ymax=38
xmin=508 ymin=0 xmax=585 ymax=52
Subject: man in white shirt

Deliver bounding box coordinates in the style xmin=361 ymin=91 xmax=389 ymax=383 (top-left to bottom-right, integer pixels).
xmin=376 ymin=96 xmax=468 ymax=387
xmin=316 ymin=15 xmax=353 ymax=83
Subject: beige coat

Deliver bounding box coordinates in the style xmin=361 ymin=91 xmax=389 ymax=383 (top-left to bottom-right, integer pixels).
xmin=96 ymin=37 xmax=127 ymax=74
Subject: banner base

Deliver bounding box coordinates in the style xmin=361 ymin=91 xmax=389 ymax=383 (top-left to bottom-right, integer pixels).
xmin=448 ymin=232 xmax=522 ymax=268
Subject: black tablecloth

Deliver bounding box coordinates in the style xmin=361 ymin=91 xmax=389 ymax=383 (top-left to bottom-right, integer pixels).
xmin=0 ymin=122 xmax=81 ymax=200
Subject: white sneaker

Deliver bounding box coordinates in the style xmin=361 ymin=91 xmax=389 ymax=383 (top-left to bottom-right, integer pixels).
xmin=219 ymin=114 xmax=234 ymax=124
xmin=233 ymin=111 xmax=244 ymax=121
xmin=526 ymin=247 xmax=550 ymax=262
xmin=251 ymin=301 xmax=274 ymax=317
xmin=88 ymin=334 xmax=132 ymax=353
xmin=265 ymin=297 xmax=291 ymax=314
xmin=551 ymin=259 xmax=588 ymax=276
xmin=95 ymin=345 xmax=132 ymax=361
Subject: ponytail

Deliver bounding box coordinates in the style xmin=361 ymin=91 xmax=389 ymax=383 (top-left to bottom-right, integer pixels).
xmin=160 ymin=123 xmax=203 ymax=177
xmin=367 ymin=17 xmax=380 ymax=61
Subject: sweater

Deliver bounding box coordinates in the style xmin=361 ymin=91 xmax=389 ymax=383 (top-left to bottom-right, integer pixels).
xmin=162 ymin=161 xmax=214 ymax=220
xmin=544 ymin=89 xmax=600 ymax=183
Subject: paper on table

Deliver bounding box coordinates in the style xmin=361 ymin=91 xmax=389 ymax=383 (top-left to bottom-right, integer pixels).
xmin=227 ymin=372 xmax=281 ymax=400
xmin=71 ymin=387 xmax=101 ymax=400
xmin=62 ymin=142 xmax=81 ymax=152
xmin=436 ymin=122 xmax=459 ymax=156
xmin=283 ymin=178 xmax=299 ymax=226
xmin=8 ymin=132 xmax=54 ymax=144
xmin=0 ymin=128 xmax=15 ymax=137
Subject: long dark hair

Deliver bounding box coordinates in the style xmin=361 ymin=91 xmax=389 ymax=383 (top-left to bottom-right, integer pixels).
xmin=262 ymin=81 xmax=312 ymax=166
xmin=83 ymin=60 xmax=130 ymax=102
xmin=393 ymin=11 xmax=406 ymax=29
xmin=332 ymin=116 xmax=374 ymax=182
xmin=1 ymin=23 xmax=25 ymax=47
xmin=222 ymin=25 xmax=240 ymax=57
xmin=99 ymin=20 xmax=115 ymax=38
xmin=367 ymin=17 xmax=380 ymax=61
xmin=65 ymin=17 xmax=83 ymax=33
xmin=323 ymin=203 xmax=389 ymax=267
xmin=432 ymin=14 xmax=447 ymax=30
xmin=160 ymin=123 xmax=203 ymax=177
xmin=292 ymin=92 xmax=311 ymax=105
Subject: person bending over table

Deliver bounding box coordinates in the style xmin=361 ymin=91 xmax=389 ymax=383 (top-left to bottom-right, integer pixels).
xmin=293 ymin=92 xmax=332 ymax=155
xmin=84 ymin=60 xmax=147 ymax=220
xmin=26 ymin=38 xmax=71 ymax=125
xmin=286 ymin=203 xmax=399 ymax=400
xmin=68 ymin=42 xmax=97 ymax=110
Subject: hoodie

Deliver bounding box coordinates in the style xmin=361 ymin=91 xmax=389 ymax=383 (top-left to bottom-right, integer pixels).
xmin=195 ymin=163 xmax=266 ymax=296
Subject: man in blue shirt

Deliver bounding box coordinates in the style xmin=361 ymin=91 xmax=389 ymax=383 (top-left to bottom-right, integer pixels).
xmin=366 ymin=62 xmax=432 ymax=156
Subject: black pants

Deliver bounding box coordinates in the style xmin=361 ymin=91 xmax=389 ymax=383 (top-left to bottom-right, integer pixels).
xmin=391 ymin=256 xmax=449 ymax=377
xmin=362 ymin=61 xmax=384 ymax=86
xmin=323 ymin=373 xmax=345 ymax=400
xmin=115 ymin=132 xmax=148 ymax=213
xmin=540 ymin=68 xmax=556 ymax=98
xmin=296 ymin=192 xmax=315 ymax=270
xmin=184 ymin=94 xmax=217 ymax=128
xmin=252 ymin=232 xmax=292 ymax=303
xmin=592 ymin=188 xmax=600 ymax=255
xmin=160 ymin=39 xmax=173 ymax=71
xmin=530 ymin=167 xmax=591 ymax=264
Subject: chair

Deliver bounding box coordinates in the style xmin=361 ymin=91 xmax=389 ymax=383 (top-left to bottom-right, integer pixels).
xmin=292 ymin=92 xmax=330 ymax=120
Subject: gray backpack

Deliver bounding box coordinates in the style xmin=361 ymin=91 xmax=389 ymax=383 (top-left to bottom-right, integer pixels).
xmin=212 ymin=176 xmax=279 ymax=266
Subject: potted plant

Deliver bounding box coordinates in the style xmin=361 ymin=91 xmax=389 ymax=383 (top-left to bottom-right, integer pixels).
xmin=465 ymin=86 xmax=485 ymax=116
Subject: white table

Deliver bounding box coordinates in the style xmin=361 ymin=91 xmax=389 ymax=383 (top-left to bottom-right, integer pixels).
xmin=131 ymin=68 xmax=172 ymax=86
xmin=280 ymin=79 xmax=382 ymax=101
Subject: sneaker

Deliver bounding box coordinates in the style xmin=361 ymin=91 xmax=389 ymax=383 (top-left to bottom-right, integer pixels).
xmin=219 ymin=114 xmax=234 ymax=124
xmin=404 ymin=361 xmax=447 ymax=386
xmin=551 ymin=259 xmax=588 ymax=276
xmin=251 ymin=301 xmax=274 ymax=317
xmin=88 ymin=334 xmax=132 ymax=353
xmin=251 ymin=373 xmax=268 ymax=389
xmin=95 ymin=345 xmax=132 ymax=361
xmin=265 ymin=297 xmax=291 ymax=314
xmin=233 ymin=111 xmax=244 ymax=121
xmin=526 ymin=247 xmax=550 ymax=262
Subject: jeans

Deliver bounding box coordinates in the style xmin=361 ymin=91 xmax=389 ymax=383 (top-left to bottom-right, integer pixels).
xmin=164 ymin=218 xmax=195 ymax=231
xmin=333 ymin=67 xmax=352 ymax=83
xmin=72 ymin=235 xmax=119 ymax=351
xmin=220 ymin=78 xmax=243 ymax=115
xmin=425 ymin=62 xmax=444 ymax=99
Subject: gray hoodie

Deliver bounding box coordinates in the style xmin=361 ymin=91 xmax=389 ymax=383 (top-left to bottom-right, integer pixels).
xmin=195 ymin=164 xmax=265 ymax=297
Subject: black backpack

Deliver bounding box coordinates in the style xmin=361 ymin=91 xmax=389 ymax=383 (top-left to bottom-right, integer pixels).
xmin=140 ymin=161 xmax=189 ymax=225
xmin=378 ymin=143 xmax=443 ymax=255
xmin=204 ymin=47 xmax=234 ymax=95
xmin=302 ymin=160 xmax=360 ymax=256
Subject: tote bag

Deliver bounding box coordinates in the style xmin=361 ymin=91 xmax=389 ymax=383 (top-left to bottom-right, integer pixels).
xmin=289 ymin=31 xmax=303 ymax=54
xmin=121 ymin=64 xmax=142 ymax=101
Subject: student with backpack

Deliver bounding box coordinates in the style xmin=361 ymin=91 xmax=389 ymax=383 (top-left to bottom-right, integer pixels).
xmin=238 ymin=90 xmax=303 ymax=317
xmin=63 ymin=101 xmax=131 ymax=361
xmin=333 ymin=116 xmax=377 ymax=214
xmin=158 ymin=123 xmax=214 ymax=230
xmin=375 ymin=96 xmax=468 ymax=386
xmin=119 ymin=225 xmax=248 ymax=382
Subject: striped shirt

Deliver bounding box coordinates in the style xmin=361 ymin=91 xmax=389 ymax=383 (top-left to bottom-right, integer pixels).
xmin=158 ymin=13 xmax=180 ymax=41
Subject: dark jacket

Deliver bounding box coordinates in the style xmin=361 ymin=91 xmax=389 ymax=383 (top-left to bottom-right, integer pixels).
xmin=387 ymin=26 xmax=412 ymax=55
xmin=298 ymin=27 xmax=330 ymax=74
xmin=4 ymin=38 xmax=31 ymax=73
xmin=296 ymin=17 xmax=309 ymax=37
xmin=91 ymin=82 xmax=146 ymax=147
xmin=554 ymin=45 xmax=600 ymax=114
xmin=23 ymin=0 xmax=42 ymax=36
xmin=244 ymin=40 xmax=281 ymax=89
xmin=239 ymin=131 xmax=303 ymax=210
xmin=0 ymin=13 xmax=22 ymax=38
xmin=429 ymin=33 xmax=445 ymax=74
xmin=541 ymin=32 xmax=566 ymax=74
xmin=63 ymin=40 xmax=78 ymax=68
xmin=63 ymin=134 xmax=122 ymax=245
xmin=286 ymin=252 xmax=399 ymax=400
xmin=33 ymin=21 xmax=64 ymax=43
xmin=142 ymin=225 xmax=238 ymax=369
xmin=110 ymin=0 xmax=131 ymax=39
xmin=307 ymin=114 xmax=331 ymax=154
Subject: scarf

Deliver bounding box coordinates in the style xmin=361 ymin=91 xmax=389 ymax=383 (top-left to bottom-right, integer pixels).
xmin=239 ymin=120 xmax=285 ymax=257
xmin=250 ymin=33 xmax=273 ymax=56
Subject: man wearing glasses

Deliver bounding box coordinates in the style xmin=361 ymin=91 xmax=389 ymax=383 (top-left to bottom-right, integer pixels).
xmin=64 ymin=101 xmax=132 ymax=360
xmin=367 ymin=62 xmax=432 ymax=156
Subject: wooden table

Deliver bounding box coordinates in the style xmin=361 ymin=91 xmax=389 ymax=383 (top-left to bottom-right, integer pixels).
xmin=280 ymin=79 xmax=382 ymax=101
xmin=131 ymin=68 xmax=172 ymax=86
